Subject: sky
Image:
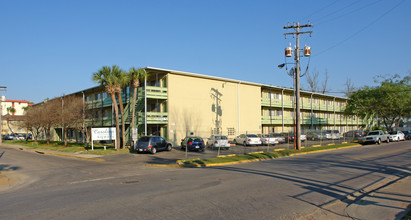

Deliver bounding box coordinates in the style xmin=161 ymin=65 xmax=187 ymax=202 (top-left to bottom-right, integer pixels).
xmin=1 ymin=0 xmax=410 ymax=103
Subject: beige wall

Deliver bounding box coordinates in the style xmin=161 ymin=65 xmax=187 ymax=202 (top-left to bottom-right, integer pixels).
xmin=167 ymin=74 xmax=261 ymax=145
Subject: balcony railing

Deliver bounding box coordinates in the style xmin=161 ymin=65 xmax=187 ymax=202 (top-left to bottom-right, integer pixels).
xmin=137 ymin=112 xmax=168 ymax=124
xmin=138 ymin=86 xmax=168 ymax=99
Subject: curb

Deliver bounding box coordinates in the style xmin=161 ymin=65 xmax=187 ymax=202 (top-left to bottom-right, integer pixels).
xmin=147 ymin=144 xmax=363 ymax=168
xmin=23 ymin=148 xmax=105 ymax=162
xmin=2 ymin=144 xmax=104 ymax=162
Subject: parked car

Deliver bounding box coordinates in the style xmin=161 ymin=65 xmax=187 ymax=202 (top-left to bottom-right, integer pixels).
xmin=281 ymin=132 xmax=306 ymax=143
xmin=135 ymin=136 xmax=172 ymax=154
xmin=272 ymin=133 xmax=286 ymax=143
xmin=360 ymin=130 xmax=390 ymax=145
xmin=258 ymin=134 xmax=279 ymax=146
xmin=388 ymin=131 xmax=405 ymax=142
xmin=343 ymin=130 xmax=366 ymax=141
xmin=233 ymin=134 xmax=261 ymax=146
xmin=207 ymin=135 xmax=230 ymax=150
xmin=402 ymin=130 xmax=411 ymax=140
xmin=3 ymin=134 xmax=24 ymax=140
xmin=323 ymin=130 xmax=341 ymax=140
xmin=305 ymin=131 xmax=325 ymax=141
xmin=181 ymin=137 xmax=206 ymax=151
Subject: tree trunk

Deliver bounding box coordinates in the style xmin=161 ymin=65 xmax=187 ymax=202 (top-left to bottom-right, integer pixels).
xmin=110 ymin=93 xmax=121 ymax=151
xmin=64 ymin=127 xmax=68 ymax=146
xmin=117 ymin=91 xmax=126 ymax=149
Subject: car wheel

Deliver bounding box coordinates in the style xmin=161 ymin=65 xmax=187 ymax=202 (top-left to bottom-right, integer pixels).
xmin=243 ymin=141 xmax=247 ymax=146
xmin=151 ymin=147 xmax=157 ymax=154
xmin=386 ymin=138 xmax=390 ymax=143
xmin=377 ymin=139 xmax=381 ymax=145
xmin=167 ymin=144 xmax=172 ymax=151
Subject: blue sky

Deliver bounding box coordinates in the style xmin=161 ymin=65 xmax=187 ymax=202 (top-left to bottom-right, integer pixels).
xmin=1 ymin=0 xmax=410 ymax=103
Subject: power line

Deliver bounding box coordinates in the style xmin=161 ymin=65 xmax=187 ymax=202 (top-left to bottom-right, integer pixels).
xmin=315 ymin=0 xmax=384 ymax=26
xmin=314 ymin=0 xmax=405 ymax=57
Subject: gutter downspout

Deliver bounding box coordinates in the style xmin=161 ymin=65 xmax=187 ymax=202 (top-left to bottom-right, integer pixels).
xmin=333 ymin=97 xmax=336 ymax=130
xmin=237 ymin=81 xmax=241 ymax=135
xmin=311 ymin=93 xmax=313 ymax=130
xmin=144 ymin=75 xmax=147 ymax=136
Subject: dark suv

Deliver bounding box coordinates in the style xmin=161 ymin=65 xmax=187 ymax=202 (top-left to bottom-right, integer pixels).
xmin=181 ymin=137 xmax=206 ymax=151
xmin=135 ymin=136 xmax=172 ymax=154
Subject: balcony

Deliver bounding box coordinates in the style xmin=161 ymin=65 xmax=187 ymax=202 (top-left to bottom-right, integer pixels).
xmin=138 ymin=112 xmax=168 ymax=124
xmin=138 ymin=86 xmax=168 ymax=99
xmin=261 ymin=97 xmax=282 ymax=107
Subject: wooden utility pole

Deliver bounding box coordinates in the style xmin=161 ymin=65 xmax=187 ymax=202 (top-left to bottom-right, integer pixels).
xmin=283 ymin=22 xmax=313 ymax=150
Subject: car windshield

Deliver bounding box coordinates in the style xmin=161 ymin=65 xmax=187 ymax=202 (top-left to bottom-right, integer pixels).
xmin=263 ymin=134 xmax=273 ymax=138
xmin=367 ymin=131 xmax=379 ymax=135
xmin=190 ymin=138 xmax=203 ymax=142
xmin=247 ymin=134 xmax=258 ymax=138
xmin=215 ymin=136 xmax=227 ymax=140
xmin=388 ymin=131 xmax=397 ymax=135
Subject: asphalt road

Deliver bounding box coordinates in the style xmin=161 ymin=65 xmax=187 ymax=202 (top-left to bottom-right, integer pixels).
xmin=0 ymin=141 xmax=410 ymax=219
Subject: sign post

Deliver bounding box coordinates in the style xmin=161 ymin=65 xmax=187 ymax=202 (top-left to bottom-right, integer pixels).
xmin=91 ymin=127 xmax=116 ymax=151
xmin=132 ymin=128 xmax=138 ymax=149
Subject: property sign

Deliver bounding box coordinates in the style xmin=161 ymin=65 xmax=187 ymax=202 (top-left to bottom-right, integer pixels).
xmin=91 ymin=127 xmax=116 ymax=141
xmin=91 ymin=127 xmax=116 ymax=151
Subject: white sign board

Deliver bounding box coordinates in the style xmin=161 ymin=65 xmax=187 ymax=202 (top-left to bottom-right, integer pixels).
xmin=92 ymin=127 xmax=116 ymax=140
xmin=132 ymin=128 xmax=138 ymax=141
xmin=91 ymin=127 xmax=116 ymax=150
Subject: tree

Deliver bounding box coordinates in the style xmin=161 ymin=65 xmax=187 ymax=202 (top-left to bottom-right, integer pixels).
xmin=59 ymin=95 xmax=85 ymax=146
xmin=304 ymin=69 xmax=329 ymax=94
xmin=320 ymin=69 xmax=329 ymax=94
xmin=114 ymin=69 xmax=129 ymax=149
xmin=344 ymin=78 xmax=355 ymax=97
xmin=344 ymin=74 xmax=411 ymax=131
xmin=5 ymin=107 xmax=18 ymax=137
xmin=40 ymin=99 xmax=60 ymax=144
xmin=305 ymin=69 xmax=319 ymax=92
xmin=23 ymin=106 xmax=42 ymax=143
xmin=93 ymin=65 xmax=121 ymax=150
xmin=128 ymin=67 xmax=147 ymax=140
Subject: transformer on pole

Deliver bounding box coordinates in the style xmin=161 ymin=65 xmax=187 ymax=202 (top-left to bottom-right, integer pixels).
xmin=282 ymin=22 xmax=313 ymax=150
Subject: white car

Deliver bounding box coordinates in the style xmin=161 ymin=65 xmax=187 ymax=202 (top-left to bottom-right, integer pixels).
xmin=207 ymin=135 xmax=231 ymax=150
xmin=388 ymin=131 xmax=405 ymax=142
xmin=258 ymin=134 xmax=279 ymax=145
xmin=234 ymin=134 xmax=261 ymax=146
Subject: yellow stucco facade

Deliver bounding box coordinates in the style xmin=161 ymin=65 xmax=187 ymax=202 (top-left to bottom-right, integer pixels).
xmin=166 ymin=72 xmax=261 ymax=145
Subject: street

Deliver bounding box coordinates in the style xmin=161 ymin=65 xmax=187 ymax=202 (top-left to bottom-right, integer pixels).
xmin=0 ymin=141 xmax=410 ymax=219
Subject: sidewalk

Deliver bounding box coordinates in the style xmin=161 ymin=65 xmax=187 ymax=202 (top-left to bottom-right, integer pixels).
xmin=1 ymin=143 xmax=104 ymax=161
xmin=299 ymin=174 xmax=411 ymax=220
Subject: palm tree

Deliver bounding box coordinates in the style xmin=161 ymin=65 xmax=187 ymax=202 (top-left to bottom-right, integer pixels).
xmin=93 ymin=65 xmax=121 ymax=151
xmin=114 ymin=70 xmax=129 ymax=149
xmin=6 ymin=107 xmax=18 ymax=138
xmin=128 ymin=67 xmax=147 ymax=137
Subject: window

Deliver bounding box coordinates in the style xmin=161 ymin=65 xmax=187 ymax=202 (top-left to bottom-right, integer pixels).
xmin=102 ymin=92 xmax=108 ymax=99
xmin=227 ymin=128 xmax=235 ymax=136
xmin=277 ymin=110 xmax=283 ymax=116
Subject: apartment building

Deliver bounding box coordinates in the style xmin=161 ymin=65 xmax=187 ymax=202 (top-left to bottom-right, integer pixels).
xmin=1 ymin=97 xmax=32 ymax=135
xmin=49 ymin=67 xmax=363 ymax=146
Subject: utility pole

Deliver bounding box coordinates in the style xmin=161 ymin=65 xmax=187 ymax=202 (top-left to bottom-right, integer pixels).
xmin=0 ymin=86 xmax=7 ymax=144
xmin=283 ymin=22 xmax=313 ymax=150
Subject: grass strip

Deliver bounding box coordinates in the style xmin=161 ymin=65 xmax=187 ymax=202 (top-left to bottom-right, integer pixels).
xmin=2 ymin=140 xmax=130 ymax=155
xmin=181 ymin=142 xmax=360 ymax=167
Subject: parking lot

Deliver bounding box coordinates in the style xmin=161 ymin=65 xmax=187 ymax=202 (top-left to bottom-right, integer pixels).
xmin=142 ymin=137 xmax=357 ymax=164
